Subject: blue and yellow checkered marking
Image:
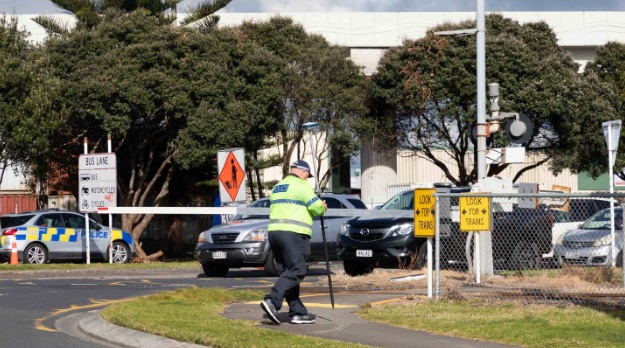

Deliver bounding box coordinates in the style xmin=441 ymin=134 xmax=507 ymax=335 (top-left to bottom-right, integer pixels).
xmin=15 ymin=227 xmax=78 ymax=243
xmin=112 ymin=229 xmax=134 ymax=245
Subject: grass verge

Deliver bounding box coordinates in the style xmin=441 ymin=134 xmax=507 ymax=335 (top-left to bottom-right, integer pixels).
xmin=0 ymin=261 xmax=200 ymax=271
xmin=359 ymin=299 xmax=625 ymax=348
xmin=101 ymin=287 xmax=370 ymax=348
xmin=101 ymin=285 xmax=625 ymax=348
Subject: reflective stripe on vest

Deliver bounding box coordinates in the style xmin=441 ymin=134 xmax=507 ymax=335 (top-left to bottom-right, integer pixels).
xmin=269 ymin=219 xmax=312 ymax=229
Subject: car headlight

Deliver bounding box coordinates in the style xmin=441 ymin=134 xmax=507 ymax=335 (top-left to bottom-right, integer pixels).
xmin=594 ymin=234 xmax=613 ymax=246
xmin=197 ymin=232 xmax=210 ymax=243
xmin=242 ymin=229 xmax=267 ymax=242
xmin=340 ymin=223 xmax=350 ymax=236
xmin=388 ymin=223 xmax=413 ymax=237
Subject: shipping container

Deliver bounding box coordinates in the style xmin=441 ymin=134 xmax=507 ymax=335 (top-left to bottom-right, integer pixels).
xmin=0 ymin=194 xmax=37 ymax=215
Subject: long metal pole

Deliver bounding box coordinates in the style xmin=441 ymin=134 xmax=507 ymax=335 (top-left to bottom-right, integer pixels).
xmin=309 ymin=130 xmax=335 ymax=309
xmin=108 ymin=134 xmax=113 ymax=263
xmin=476 ymin=0 xmax=486 ymax=180
xmin=83 ymin=137 xmax=91 ymax=264
xmin=608 ymin=125 xmax=616 ymax=267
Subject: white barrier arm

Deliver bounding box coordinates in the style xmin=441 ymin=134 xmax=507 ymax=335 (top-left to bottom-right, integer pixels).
xmin=97 ymin=207 xmax=414 ymax=218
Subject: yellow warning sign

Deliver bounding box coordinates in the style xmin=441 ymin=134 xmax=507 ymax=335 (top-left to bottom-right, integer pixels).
xmin=414 ymin=188 xmax=436 ymax=237
xmin=459 ymin=194 xmax=490 ymax=232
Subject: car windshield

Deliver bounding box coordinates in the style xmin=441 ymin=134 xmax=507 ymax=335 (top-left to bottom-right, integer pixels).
xmin=233 ymin=199 xmax=270 ymax=220
xmin=580 ymin=209 xmax=623 ymax=230
xmin=379 ymin=191 xmax=414 ymax=210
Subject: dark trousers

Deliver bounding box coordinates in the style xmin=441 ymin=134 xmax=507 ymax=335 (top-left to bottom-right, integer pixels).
xmin=265 ymin=230 xmax=310 ymax=317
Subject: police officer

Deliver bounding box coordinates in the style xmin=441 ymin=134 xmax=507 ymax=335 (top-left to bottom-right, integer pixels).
xmin=260 ymin=160 xmax=327 ymax=325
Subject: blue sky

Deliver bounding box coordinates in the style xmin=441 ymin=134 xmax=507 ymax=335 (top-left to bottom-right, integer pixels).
xmin=2 ymin=0 xmax=625 ymax=15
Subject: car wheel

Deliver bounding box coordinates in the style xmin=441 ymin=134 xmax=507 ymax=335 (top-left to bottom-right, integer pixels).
xmin=343 ymin=260 xmax=373 ymax=277
xmin=510 ymin=240 xmax=541 ymax=270
xmin=109 ymin=242 xmax=131 ymax=264
xmin=201 ymin=263 xmax=229 ymax=277
xmin=616 ymin=251 xmax=623 ymax=267
xmin=23 ymin=243 xmax=48 ymax=264
xmin=264 ymin=251 xmax=279 ymax=277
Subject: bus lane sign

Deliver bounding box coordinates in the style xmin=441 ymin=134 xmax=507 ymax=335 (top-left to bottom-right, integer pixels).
xmin=414 ymin=188 xmax=436 ymax=237
xmin=459 ymin=193 xmax=491 ymax=232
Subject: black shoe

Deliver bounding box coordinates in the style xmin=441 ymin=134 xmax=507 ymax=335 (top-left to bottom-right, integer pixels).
xmin=260 ymin=299 xmax=281 ymax=324
xmin=291 ymin=314 xmax=316 ymax=324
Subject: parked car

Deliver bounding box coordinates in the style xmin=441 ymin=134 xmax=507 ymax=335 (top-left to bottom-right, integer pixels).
xmin=440 ymin=198 xmax=613 ymax=270
xmin=0 ymin=209 xmax=135 ymax=264
xmin=554 ymin=207 xmax=624 ymax=267
xmin=196 ymin=194 xmax=368 ymax=277
xmin=337 ymin=186 xmax=470 ymax=276
xmin=337 ymin=188 xmax=613 ymax=276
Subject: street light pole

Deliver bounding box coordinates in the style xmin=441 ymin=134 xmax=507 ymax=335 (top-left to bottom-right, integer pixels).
xmin=476 ymin=0 xmax=486 ymax=181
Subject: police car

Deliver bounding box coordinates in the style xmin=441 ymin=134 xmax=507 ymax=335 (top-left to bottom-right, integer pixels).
xmin=0 ymin=209 xmax=135 ymax=264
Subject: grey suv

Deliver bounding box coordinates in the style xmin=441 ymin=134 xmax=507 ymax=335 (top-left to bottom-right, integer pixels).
xmin=196 ymin=194 xmax=368 ymax=277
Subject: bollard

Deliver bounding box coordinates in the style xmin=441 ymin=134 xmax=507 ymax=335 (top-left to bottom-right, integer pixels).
xmin=10 ymin=241 xmax=18 ymax=265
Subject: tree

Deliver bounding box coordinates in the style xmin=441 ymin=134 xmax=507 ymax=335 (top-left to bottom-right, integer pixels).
xmin=584 ymin=42 xmax=625 ymax=177
xmin=370 ymin=14 xmax=619 ymax=185
xmin=0 ymin=15 xmax=62 ymax=195
xmin=238 ymin=17 xmax=369 ymax=191
xmin=34 ymin=0 xmax=231 ymax=34
xmin=42 ymin=10 xmax=258 ymax=260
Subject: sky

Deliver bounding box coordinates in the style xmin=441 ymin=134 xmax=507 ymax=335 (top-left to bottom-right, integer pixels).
xmin=2 ymin=0 xmax=625 ymax=15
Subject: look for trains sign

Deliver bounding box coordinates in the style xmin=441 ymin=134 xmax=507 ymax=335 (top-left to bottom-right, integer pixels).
xmin=413 ymin=188 xmax=436 ymax=238
xmin=459 ymin=193 xmax=491 ymax=232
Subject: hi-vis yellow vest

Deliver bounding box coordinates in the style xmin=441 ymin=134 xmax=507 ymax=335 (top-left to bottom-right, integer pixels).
xmin=268 ymin=174 xmax=326 ymax=236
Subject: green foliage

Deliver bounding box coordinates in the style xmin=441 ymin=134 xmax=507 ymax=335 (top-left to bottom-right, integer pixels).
xmin=42 ymin=10 xmax=249 ymax=243
xmin=0 ymin=15 xmax=62 ymax=188
xmin=34 ymin=0 xmax=231 ymax=34
xmin=238 ymin=17 xmax=369 ymax=190
xmin=585 ymin=42 xmax=625 ymax=177
xmin=370 ymin=14 xmax=618 ymax=185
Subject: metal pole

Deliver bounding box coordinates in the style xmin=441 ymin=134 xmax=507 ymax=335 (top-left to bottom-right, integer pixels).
xmin=307 ymin=126 xmax=335 ymax=309
xmin=608 ymin=124 xmax=616 ymax=267
xmin=434 ymin=197 xmax=440 ymax=301
xmin=108 ymin=134 xmax=113 ymax=264
xmin=427 ymin=237 xmax=432 ymax=298
xmin=83 ymin=137 xmax=90 ymax=265
xmin=476 ymin=0 xmax=486 ymax=181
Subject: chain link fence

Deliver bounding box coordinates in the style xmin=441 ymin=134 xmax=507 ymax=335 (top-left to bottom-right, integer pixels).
xmin=434 ymin=192 xmax=625 ymax=308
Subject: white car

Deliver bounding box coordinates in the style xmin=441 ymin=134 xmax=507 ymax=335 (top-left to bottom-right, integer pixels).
xmin=554 ymin=207 xmax=624 ymax=266
xmin=0 ymin=209 xmax=135 ymax=264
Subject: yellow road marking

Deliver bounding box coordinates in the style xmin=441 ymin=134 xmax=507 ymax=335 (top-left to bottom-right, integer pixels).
xmin=35 ymin=298 xmax=133 ymax=332
xmin=368 ymin=297 xmax=407 ymax=306
xmin=107 ymin=279 xmax=159 ymax=286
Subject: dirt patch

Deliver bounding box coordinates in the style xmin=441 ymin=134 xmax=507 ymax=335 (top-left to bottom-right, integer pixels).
xmin=316 ymin=267 xmax=625 ymax=309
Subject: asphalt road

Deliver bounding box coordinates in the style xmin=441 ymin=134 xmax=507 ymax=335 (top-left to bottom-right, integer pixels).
xmin=0 ymin=265 xmax=337 ymax=348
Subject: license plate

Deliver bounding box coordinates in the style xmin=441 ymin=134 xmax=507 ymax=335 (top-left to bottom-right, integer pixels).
xmin=212 ymin=251 xmax=227 ymax=259
xmin=565 ymin=252 xmax=579 ymax=259
xmin=356 ymin=249 xmax=372 ymax=257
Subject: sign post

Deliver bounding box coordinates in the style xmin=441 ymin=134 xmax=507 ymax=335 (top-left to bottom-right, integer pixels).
xmin=602 ymin=120 xmax=621 ymax=267
xmin=413 ymin=188 xmax=436 ymax=297
xmin=79 ymin=151 xmax=117 ymax=264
